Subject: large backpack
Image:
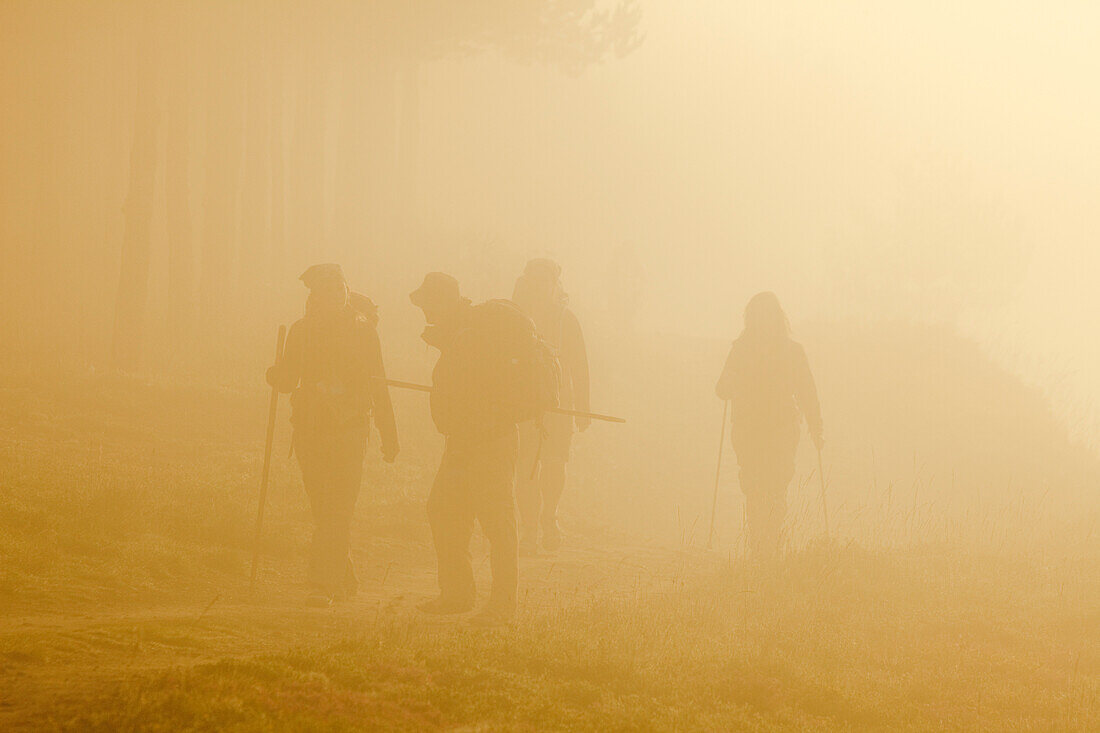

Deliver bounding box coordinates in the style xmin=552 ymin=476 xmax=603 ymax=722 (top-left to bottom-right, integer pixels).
xmin=469 ymin=299 xmax=561 ymax=424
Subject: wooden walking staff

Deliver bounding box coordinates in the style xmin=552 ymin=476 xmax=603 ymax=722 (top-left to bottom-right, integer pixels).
xmin=816 ymin=445 xmax=830 ymax=539
xmin=378 ymin=378 xmax=627 ymax=424
xmin=250 ymin=324 xmax=287 ymax=590
xmin=706 ymin=400 xmax=730 ymax=550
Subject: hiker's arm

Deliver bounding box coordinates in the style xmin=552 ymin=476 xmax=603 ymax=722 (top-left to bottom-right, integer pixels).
xmin=794 ymin=344 xmax=823 ymax=446
xmin=364 ymin=325 xmax=399 ymax=461
xmin=266 ymin=322 xmax=302 ymax=393
xmin=715 ymin=344 xmax=737 ymax=401
xmin=563 ymin=311 xmax=591 ymax=425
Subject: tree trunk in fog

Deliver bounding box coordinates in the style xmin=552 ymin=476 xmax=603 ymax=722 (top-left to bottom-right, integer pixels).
xmin=199 ymin=58 xmax=245 ymax=330
xmin=112 ymin=65 xmax=159 ymax=372
xmin=397 ymin=57 xmax=420 ymax=225
xmin=363 ymin=57 xmax=399 ymax=281
xmin=241 ymin=41 xmax=272 ymax=317
xmin=165 ymin=65 xmax=194 ymax=349
xmin=354 ymin=54 xmax=399 ymax=287
xmin=290 ymin=55 xmax=327 ymax=268
xmin=332 ymin=31 xmax=402 ymax=289
xmin=334 ymin=58 xmax=370 ymax=270
xmin=269 ymin=53 xmax=287 ymax=301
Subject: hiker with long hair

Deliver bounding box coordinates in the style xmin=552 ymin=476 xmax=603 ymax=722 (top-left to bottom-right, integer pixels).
xmin=715 ymin=292 xmax=822 ymax=560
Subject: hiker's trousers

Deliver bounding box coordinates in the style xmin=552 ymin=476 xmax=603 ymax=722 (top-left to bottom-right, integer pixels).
xmin=294 ymin=427 xmax=367 ymax=595
xmin=427 ymin=428 xmax=519 ymax=612
xmin=515 ymin=415 xmax=574 ymax=542
xmin=733 ymin=422 xmax=799 ymax=561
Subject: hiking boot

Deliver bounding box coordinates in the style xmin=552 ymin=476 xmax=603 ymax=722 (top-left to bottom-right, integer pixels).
xmin=417 ymin=596 xmax=475 ymax=615
xmin=305 ymin=591 xmax=334 ymax=608
xmin=467 ymin=606 xmax=513 ymax=628
xmin=541 ymin=521 xmax=562 ymax=552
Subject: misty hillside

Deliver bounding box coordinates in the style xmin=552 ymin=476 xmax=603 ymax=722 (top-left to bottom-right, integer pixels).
xmin=5 ymin=308 xmax=1091 ymax=555
xmin=564 ymin=317 xmax=1099 ymax=548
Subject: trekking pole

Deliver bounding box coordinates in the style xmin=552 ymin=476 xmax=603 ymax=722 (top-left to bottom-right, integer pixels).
xmin=250 ymin=325 xmax=287 ymax=591
xmin=816 ymin=445 xmax=830 ymax=539
xmin=706 ymin=400 xmax=730 ymax=550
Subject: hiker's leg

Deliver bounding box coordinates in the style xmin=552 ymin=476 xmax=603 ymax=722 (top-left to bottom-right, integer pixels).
xmin=474 ymin=431 xmax=520 ymax=615
xmin=515 ymin=422 xmax=541 ymax=548
xmin=329 ymin=428 xmax=366 ymax=597
xmin=539 ymin=414 xmax=573 ymax=549
xmin=295 ymin=432 xmax=332 ymax=589
xmin=427 ymin=447 xmax=477 ymax=606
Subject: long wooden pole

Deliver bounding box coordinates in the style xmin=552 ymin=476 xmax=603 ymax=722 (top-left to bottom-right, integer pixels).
xmin=817 ymin=446 xmax=830 ymax=539
xmin=379 ymin=378 xmax=626 ymax=424
xmin=250 ymin=325 xmax=287 ymax=590
xmin=706 ymin=400 xmax=730 ymax=550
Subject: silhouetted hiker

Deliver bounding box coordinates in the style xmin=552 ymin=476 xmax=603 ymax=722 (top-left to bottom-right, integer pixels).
xmin=411 ymin=272 xmax=559 ymax=627
xmin=512 ymin=259 xmax=590 ymax=554
xmin=715 ymin=292 xmax=822 ymax=561
xmin=266 ymin=264 xmax=399 ymax=607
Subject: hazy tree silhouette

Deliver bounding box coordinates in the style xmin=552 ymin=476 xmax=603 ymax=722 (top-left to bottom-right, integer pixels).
xmin=111 ymin=21 xmax=159 ymax=372
xmin=106 ymin=0 xmax=642 ymax=371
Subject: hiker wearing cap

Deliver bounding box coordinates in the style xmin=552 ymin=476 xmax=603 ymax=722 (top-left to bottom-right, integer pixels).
xmin=715 ymin=292 xmax=822 ymax=561
xmin=512 ymin=259 xmax=590 ymax=554
xmin=266 ymin=264 xmax=399 ymax=607
xmin=410 ymin=272 xmax=542 ymax=627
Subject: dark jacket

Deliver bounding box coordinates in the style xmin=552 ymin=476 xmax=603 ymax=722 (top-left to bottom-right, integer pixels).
xmin=268 ymin=304 xmax=398 ymax=452
xmin=716 ymin=337 xmax=822 ymax=444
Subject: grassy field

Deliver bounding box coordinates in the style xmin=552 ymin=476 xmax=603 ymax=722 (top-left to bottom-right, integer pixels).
xmin=0 ymin=377 xmax=1097 ymax=731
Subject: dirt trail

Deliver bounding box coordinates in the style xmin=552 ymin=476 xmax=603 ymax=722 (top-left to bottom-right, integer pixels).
xmin=0 ymin=530 xmax=710 ymax=726
xmin=0 ymin=382 xmax=723 ymax=725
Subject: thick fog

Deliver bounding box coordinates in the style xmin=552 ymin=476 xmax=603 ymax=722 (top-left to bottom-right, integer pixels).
xmin=418 ymin=0 xmax=1100 ymax=441
xmin=3 ymin=8 xmax=1100 ymax=726
xmin=1 ymin=1 xmax=1097 ymax=548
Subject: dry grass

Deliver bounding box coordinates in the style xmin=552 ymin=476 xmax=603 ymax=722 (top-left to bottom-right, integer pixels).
xmin=0 ymin=377 xmax=1097 ymax=731
xmin=40 ymin=545 xmax=1100 ymax=731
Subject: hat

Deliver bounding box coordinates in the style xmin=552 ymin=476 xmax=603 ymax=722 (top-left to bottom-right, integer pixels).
xmin=299 ymin=263 xmax=346 ymax=290
xmin=410 ymin=272 xmax=461 ymax=309
xmin=523 ymin=258 xmax=562 ymax=283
